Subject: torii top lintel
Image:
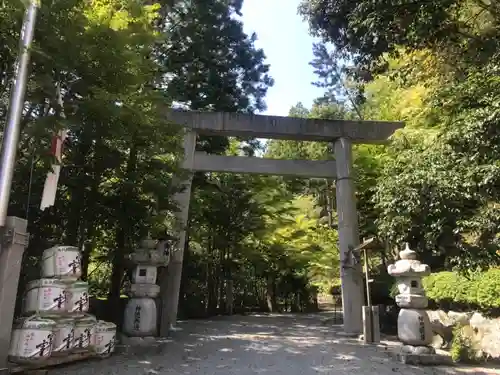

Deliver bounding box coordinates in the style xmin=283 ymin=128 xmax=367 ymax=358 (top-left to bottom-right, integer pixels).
xmin=166 ymin=109 xmax=404 ymax=143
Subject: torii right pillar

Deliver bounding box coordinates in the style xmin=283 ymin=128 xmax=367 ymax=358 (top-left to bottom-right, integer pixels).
xmin=334 ymin=137 xmax=364 ymax=336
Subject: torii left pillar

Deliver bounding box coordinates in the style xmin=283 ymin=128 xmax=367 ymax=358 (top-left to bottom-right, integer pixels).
xmin=159 ymin=131 xmax=196 ymax=336
xmin=0 ymin=217 xmax=29 ymax=373
xmin=334 ymin=138 xmax=364 ymax=336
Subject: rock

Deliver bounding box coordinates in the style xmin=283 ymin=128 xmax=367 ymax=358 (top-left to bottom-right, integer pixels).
xmin=401 ymin=345 xmax=436 ymax=355
xmin=468 ymin=313 xmax=500 ymax=359
xmin=447 ymin=311 xmax=472 ymax=326
xmin=427 ymin=310 xmax=454 ymax=348
xmin=431 ymin=334 xmax=446 ymax=349
xmin=455 ymin=324 xmax=486 ymax=361
xmin=470 ymin=312 xmax=489 ymax=327
xmin=427 ymin=310 xmax=452 ymax=328
xmin=129 ymin=337 xmax=146 ymax=346
xmin=142 ymin=336 xmax=157 ymax=344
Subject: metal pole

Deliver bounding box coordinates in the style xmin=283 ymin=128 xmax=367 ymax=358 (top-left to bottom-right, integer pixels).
xmin=0 ymin=0 xmax=39 ymax=227
xmin=363 ymin=248 xmax=371 ymax=308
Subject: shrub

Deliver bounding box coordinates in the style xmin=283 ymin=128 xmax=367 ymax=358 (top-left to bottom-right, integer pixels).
xmin=422 ymin=272 xmax=471 ymax=307
xmin=472 ymin=268 xmax=500 ymax=309
xmin=422 ymin=269 xmax=500 ymax=313
xmin=450 ymin=325 xmax=480 ymax=363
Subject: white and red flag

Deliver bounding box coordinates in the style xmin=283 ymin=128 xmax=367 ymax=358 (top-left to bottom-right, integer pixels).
xmin=40 ymin=129 xmax=67 ymax=210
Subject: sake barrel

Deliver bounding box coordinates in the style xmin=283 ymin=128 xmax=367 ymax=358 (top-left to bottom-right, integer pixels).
xmin=73 ymin=315 xmax=96 ymax=350
xmin=23 ymin=279 xmax=67 ymax=316
xmin=94 ymin=321 xmax=117 ymax=356
xmin=51 ymin=318 xmax=75 ymax=354
xmin=8 ymin=316 xmax=55 ymax=362
xmin=65 ymin=281 xmax=89 ymax=317
xmin=42 ymin=246 xmax=82 ymax=281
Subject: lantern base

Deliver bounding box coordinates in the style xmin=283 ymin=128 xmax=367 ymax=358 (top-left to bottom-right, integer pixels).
xmin=397 ymin=308 xmax=433 ymax=346
xmin=388 ymin=347 xmax=453 ymax=366
xmin=401 ymin=344 xmax=435 ymax=355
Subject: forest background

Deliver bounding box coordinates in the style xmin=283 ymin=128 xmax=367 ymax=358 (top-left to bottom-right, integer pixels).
xmin=0 ymin=0 xmax=499 ymax=322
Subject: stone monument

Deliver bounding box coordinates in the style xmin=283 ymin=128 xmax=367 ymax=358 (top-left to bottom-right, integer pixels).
xmin=122 ymin=239 xmax=170 ymax=338
xmin=388 ymin=243 xmax=436 ymax=360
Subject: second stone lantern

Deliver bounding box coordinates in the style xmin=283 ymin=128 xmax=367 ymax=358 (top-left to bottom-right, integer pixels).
xmin=122 ymin=239 xmax=170 ymax=337
xmin=388 ymin=243 xmax=434 ymax=355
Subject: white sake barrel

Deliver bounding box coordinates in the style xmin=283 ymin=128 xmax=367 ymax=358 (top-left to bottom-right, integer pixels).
xmin=131 ymin=265 xmax=157 ymax=284
xmin=51 ymin=318 xmax=75 ymax=354
xmin=123 ymin=298 xmax=157 ymax=337
xmin=73 ymin=315 xmax=96 ymax=350
xmin=23 ymin=279 xmax=67 ymax=316
xmin=94 ymin=321 xmax=117 ymax=356
xmin=129 ymin=283 xmax=160 ymax=298
xmin=9 ymin=316 xmax=55 ymax=362
xmin=65 ymin=281 xmax=89 ymax=316
xmin=42 ymin=246 xmax=82 ymax=281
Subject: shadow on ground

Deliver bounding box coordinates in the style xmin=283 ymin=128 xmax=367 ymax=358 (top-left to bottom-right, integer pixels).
xmin=48 ymin=313 xmax=498 ymax=375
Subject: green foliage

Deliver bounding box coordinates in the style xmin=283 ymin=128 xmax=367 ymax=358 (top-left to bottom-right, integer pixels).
xmin=1 ymin=0 xmax=276 ymax=313
xmin=299 ymin=0 xmax=500 ymax=74
xmin=422 ymin=270 xmax=500 ymax=312
xmin=473 ymin=268 xmax=500 ymax=309
xmin=298 ymin=0 xmax=500 ymax=273
xmin=450 ymin=325 xmax=478 ymax=363
xmin=373 ymin=55 xmax=500 ymax=271
xmin=160 ymin=0 xmax=273 ymax=112
xmin=423 ymin=272 xmax=471 ymax=307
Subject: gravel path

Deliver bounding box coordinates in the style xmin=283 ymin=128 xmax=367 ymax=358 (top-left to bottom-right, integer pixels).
xmin=48 ymin=313 xmax=496 ymax=375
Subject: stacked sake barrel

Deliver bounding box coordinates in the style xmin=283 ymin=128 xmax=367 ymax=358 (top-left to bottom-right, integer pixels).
xmin=123 ymin=239 xmax=170 ymax=337
xmin=8 ymin=246 xmax=117 ymax=364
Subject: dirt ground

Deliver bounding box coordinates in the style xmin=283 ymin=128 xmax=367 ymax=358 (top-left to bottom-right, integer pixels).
xmin=47 ymin=312 xmax=499 ymax=375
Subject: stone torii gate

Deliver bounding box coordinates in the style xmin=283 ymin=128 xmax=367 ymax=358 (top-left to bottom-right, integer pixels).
xmin=160 ymin=110 xmax=403 ymax=336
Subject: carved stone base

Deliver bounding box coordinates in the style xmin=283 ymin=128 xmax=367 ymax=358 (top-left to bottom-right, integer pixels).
xmin=401 ymin=345 xmax=435 ymax=355
xmin=398 ymin=308 xmax=433 ymax=346
xmin=388 ymin=349 xmax=453 ymax=366
xmin=116 ymin=334 xmax=171 ymax=355
xmin=387 ymin=345 xmax=453 ymax=366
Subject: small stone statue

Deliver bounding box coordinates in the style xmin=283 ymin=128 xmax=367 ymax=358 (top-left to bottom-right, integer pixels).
xmin=388 ymin=243 xmax=434 ymax=355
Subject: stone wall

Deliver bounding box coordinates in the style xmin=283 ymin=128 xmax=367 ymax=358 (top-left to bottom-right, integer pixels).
xmin=427 ymin=309 xmax=500 ymax=359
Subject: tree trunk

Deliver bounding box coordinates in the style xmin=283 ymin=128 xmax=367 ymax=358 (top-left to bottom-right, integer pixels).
xmin=326 ymin=180 xmax=333 ymax=228
xmin=80 ymin=241 xmax=92 ymax=281
xmin=226 ymin=279 xmax=233 ymax=315
xmin=65 ymin=140 xmax=91 ymax=245
xmin=107 ymin=141 xmax=138 ymax=321
xmin=81 ymin=138 xmax=105 ymax=280
xmin=225 ymin=247 xmax=233 ymax=315
xmin=107 ymin=227 xmax=126 ymax=322
xmin=218 ymin=247 xmax=226 ymax=314
xmin=266 ymin=275 xmax=276 ymax=312
xmin=207 ymin=241 xmax=218 ymax=315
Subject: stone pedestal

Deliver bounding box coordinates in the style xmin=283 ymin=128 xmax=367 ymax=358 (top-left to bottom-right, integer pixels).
xmin=388 ymin=244 xmax=438 ymax=363
xmin=397 ymin=309 xmax=433 ymax=346
xmin=362 ymin=305 xmax=381 ymax=344
xmin=123 ymin=239 xmax=169 ymax=338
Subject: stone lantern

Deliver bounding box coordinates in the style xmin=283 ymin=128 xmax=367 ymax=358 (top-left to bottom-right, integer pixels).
xmin=122 ymin=239 xmax=170 ymax=338
xmin=388 ymin=243 xmax=434 ymax=355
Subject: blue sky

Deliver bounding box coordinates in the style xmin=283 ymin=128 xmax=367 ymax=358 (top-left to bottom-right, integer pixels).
xmin=240 ymin=0 xmax=324 ymax=116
